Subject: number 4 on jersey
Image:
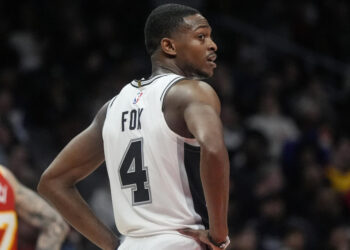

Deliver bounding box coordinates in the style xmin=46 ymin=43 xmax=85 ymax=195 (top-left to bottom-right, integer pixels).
xmin=119 ymin=138 xmax=152 ymax=205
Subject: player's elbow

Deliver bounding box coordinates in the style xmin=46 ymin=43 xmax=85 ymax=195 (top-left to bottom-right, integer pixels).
xmin=200 ymin=138 xmax=229 ymax=168
xmin=37 ymin=170 xmax=54 ymax=198
xmin=203 ymin=142 xmax=228 ymax=160
xmin=199 ymin=135 xmax=226 ymax=156
xmin=37 ymin=175 xmax=46 ymax=197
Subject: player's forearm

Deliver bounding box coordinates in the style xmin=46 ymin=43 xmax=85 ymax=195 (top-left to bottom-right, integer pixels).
xmin=15 ymin=182 xmax=69 ymax=250
xmin=38 ymin=178 xmax=119 ymax=250
xmin=32 ymin=199 xmax=69 ymax=250
xmin=34 ymin=207 xmax=69 ymax=250
xmin=36 ymin=220 xmax=68 ymax=250
xmin=200 ymin=144 xmax=229 ymax=242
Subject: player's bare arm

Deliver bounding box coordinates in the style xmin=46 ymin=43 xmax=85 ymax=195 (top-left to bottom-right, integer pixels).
xmin=15 ymin=182 xmax=69 ymax=250
xmin=37 ymin=102 xmax=119 ymax=250
xmin=0 ymin=166 xmax=69 ymax=250
xmin=165 ymin=79 xmax=230 ymax=248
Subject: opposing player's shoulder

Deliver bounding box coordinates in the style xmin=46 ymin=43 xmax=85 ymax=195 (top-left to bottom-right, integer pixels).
xmin=0 ymin=165 xmax=19 ymax=191
xmin=167 ymin=79 xmax=221 ymax=113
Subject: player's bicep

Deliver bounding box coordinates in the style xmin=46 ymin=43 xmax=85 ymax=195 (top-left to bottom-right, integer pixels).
xmin=183 ymin=82 xmax=224 ymax=146
xmin=184 ymin=102 xmax=224 ymax=146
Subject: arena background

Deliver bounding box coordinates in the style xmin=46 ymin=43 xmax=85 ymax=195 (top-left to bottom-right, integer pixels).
xmin=1 ymin=0 xmax=350 ymax=249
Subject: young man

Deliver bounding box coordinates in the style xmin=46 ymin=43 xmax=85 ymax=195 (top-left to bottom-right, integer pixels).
xmin=0 ymin=165 xmax=68 ymax=250
xmin=38 ymin=4 xmax=230 ymax=250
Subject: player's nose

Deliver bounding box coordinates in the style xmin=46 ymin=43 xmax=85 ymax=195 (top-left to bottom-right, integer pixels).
xmin=208 ymin=37 xmax=217 ymax=52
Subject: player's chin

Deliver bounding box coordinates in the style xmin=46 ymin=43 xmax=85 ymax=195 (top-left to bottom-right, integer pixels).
xmin=205 ymin=62 xmax=217 ymax=77
xmin=203 ymin=67 xmax=215 ymax=78
xmin=194 ymin=66 xmax=215 ymax=79
xmin=195 ymin=71 xmax=212 ymax=79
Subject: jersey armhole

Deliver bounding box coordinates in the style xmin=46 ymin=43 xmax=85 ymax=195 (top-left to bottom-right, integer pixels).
xmin=108 ymin=95 xmax=118 ymax=109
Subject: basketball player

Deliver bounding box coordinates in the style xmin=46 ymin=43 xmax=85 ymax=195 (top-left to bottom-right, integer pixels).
xmin=38 ymin=4 xmax=230 ymax=250
xmin=0 ymin=165 xmax=68 ymax=250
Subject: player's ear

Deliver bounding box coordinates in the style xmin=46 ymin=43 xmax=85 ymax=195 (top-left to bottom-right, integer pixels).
xmin=160 ymin=38 xmax=177 ymax=56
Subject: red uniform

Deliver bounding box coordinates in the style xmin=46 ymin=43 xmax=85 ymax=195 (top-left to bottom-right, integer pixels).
xmin=0 ymin=170 xmax=18 ymax=250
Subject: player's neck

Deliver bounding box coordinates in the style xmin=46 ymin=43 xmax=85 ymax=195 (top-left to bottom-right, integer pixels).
xmin=150 ymin=55 xmax=186 ymax=78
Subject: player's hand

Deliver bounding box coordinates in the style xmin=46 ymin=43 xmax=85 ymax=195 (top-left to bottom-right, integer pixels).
xmin=178 ymin=228 xmax=224 ymax=250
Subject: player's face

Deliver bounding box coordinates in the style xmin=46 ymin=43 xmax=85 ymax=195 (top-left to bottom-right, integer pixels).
xmin=173 ymin=14 xmax=218 ymax=79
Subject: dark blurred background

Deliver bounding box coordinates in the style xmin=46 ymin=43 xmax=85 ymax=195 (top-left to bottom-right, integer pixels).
xmin=1 ymin=0 xmax=350 ymax=249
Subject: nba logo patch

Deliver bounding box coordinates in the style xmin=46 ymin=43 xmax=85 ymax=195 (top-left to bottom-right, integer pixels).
xmin=133 ymin=92 xmax=143 ymax=104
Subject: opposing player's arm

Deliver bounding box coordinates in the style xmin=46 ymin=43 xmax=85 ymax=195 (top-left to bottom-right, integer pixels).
xmin=37 ymin=102 xmax=119 ymax=250
xmin=0 ymin=166 xmax=69 ymax=250
xmin=171 ymin=80 xmax=229 ymax=245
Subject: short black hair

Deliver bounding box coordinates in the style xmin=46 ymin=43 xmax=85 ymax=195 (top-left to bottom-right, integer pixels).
xmin=144 ymin=4 xmax=200 ymax=55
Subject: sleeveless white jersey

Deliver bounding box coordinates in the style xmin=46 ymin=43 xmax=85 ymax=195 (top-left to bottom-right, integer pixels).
xmin=102 ymin=74 xmax=208 ymax=237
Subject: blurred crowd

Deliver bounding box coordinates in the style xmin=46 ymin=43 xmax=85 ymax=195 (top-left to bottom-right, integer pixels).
xmin=0 ymin=0 xmax=350 ymax=249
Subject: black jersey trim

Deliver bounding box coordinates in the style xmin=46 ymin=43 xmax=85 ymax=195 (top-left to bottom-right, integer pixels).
xmin=183 ymin=143 xmax=209 ymax=229
xmin=108 ymin=95 xmax=118 ymax=109
xmin=159 ymin=76 xmax=184 ymax=101
xmin=130 ymin=74 xmax=167 ymax=88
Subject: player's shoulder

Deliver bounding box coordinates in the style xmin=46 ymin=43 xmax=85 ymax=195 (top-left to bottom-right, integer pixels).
xmin=169 ymin=78 xmax=216 ymax=98
xmin=0 ymin=165 xmax=11 ymax=178
xmin=169 ymin=78 xmax=219 ymax=104
xmin=175 ymin=78 xmax=216 ymax=93
xmin=0 ymin=165 xmax=18 ymax=189
xmin=165 ymin=78 xmax=221 ymax=113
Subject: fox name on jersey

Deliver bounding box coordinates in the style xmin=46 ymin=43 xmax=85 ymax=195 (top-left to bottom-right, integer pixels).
xmin=121 ymin=108 xmax=144 ymax=131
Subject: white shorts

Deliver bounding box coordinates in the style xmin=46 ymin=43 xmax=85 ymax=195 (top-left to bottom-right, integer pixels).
xmin=118 ymin=233 xmax=205 ymax=250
